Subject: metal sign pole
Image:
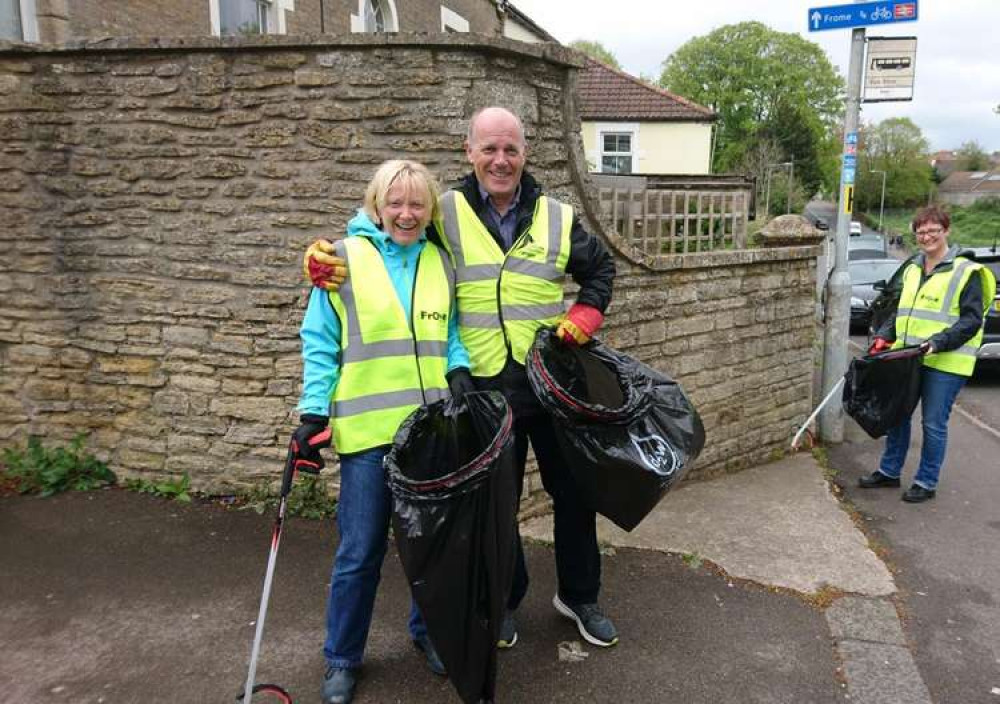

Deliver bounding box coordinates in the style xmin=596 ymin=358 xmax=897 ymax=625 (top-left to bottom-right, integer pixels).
xmin=819 ymin=26 xmax=866 ymax=442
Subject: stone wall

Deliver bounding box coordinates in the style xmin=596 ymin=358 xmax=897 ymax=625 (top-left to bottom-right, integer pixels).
xmin=0 ymin=34 xmax=820 ymax=498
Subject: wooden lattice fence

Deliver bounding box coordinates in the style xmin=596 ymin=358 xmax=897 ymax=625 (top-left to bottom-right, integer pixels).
xmin=592 ymin=174 xmax=756 ymax=254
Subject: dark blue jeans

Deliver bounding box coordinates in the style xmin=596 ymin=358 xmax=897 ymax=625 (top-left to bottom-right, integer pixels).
xmin=322 ymin=447 xmax=426 ymax=669
xmin=878 ymin=366 xmax=966 ymax=490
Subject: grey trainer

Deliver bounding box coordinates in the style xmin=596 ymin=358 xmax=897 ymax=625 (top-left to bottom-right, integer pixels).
xmin=321 ymin=666 xmax=356 ymax=704
xmin=552 ymin=594 xmax=619 ymax=647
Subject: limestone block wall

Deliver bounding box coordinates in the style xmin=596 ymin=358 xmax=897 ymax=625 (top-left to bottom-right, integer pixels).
xmin=0 ymin=34 xmax=820 ymax=497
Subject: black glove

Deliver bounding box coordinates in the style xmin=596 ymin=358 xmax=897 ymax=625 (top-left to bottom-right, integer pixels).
xmin=446 ymin=368 xmax=476 ymax=404
xmin=290 ymin=414 xmax=332 ymax=474
xmin=918 ymin=341 xmax=934 ymax=356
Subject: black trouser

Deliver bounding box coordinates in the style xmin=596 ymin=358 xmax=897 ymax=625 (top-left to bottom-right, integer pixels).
xmin=507 ymin=412 xmax=601 ymax=609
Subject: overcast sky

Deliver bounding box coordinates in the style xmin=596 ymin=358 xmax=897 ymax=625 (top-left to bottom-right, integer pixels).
xmin=512 ymin=0 xmax=1000 ymax=154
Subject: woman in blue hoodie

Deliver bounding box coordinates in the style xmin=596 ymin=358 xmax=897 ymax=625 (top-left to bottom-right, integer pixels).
xmin=290 ymin=160 xmax=471 ymax=704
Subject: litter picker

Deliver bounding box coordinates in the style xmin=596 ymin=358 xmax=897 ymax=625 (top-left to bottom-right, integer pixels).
xmin=236 ymin=443 xmax=298 ymax=704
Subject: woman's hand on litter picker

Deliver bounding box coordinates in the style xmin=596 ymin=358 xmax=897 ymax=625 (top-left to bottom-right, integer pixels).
xmin=290 ymin=415 xmax=332 ymax=474
xmin=867 ymin=337 xmax=890 ymax=355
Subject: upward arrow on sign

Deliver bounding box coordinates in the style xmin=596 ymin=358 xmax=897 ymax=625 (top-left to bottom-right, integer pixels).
xmin=811 ymin=10 xmax=822 ymax=29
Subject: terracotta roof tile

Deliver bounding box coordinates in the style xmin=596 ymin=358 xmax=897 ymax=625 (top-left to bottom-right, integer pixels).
xmin=577 ymin=58 xmax=715 ymax=122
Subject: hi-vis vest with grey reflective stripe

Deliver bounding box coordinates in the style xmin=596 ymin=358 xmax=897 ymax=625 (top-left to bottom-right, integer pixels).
xmin=327 ymin=237 xmax=453 ymax=454
xmin=437 ymin=190 xmax=572 ymax=377
xmin=893 ymin=256 xmax=996 ymax=377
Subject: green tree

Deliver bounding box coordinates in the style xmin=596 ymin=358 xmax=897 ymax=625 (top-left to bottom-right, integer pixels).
xmin=854 ymin=117 xmax=933 ymax=211
xmin=659 ymin=21 xmax=843 ymax=194
xmin=568 ymin=39 xmax=622 ymax=70
xmin=955 ymin=140 xmax=991 ymax=171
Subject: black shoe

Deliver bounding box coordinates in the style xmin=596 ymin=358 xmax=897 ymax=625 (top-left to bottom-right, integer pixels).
xmin=858 ymin=471 xmax=901 ymax=488
xmin=552 ymin=594 xmax=619 ymax=647
xmin=321 ymin=666 xmax=356 ymax=704
xmin=497 ymin=610 xmax=518 ymax=649
xmin=413 ymin=635 xmax=447 ymax=676
xmin=902 ymin=484 xmax=936 ymax=503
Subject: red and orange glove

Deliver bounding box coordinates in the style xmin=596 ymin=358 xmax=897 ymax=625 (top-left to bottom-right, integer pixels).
xmin=555 ymin=303 xmax=604 ymax=346
xmin=303 ymin=239 xmax=348 ymax=291
xmin=289 ymin=415 xmax=332 ymax=475
xmin=867 ymin=337 xmax=890 ymax=355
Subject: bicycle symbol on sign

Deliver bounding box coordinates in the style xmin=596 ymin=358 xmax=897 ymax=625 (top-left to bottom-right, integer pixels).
xmin=871 ymin=5 xmax=892 ymax=21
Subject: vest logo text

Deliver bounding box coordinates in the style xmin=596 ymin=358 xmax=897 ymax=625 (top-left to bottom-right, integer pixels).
xmin=420 ymin=310 xmax=448 ymax=322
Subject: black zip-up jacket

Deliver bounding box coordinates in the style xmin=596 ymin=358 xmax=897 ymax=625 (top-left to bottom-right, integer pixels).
xmin=432 ymin=170 xmax=616 ymax=416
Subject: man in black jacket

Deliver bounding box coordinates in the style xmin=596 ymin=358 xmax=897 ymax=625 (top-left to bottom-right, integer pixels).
xmin=304 ymin=107 xmax=618 ymax=651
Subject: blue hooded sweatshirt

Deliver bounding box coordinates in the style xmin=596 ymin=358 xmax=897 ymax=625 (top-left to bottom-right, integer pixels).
xmin=297 ymin=210 xmax=470 ymax=418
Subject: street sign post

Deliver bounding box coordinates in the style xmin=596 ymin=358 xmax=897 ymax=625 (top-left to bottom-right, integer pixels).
xmin=810 ymin=0 xmax=919 ymax=442
xmin=808 ymin=0 xmax=917 ymax=32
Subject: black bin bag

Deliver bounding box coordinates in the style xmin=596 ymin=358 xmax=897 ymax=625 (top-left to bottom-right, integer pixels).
xmin=843 ymin=346 xmax=924 ymax=439
xmin=386 ymin=391 xmax=518 ymax=704
xmin=526 ymin=328 xmax=706 ymax=532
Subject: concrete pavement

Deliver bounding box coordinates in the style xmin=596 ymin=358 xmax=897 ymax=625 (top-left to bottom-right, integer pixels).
xmin=830 ymin=384 xmax=1000 ymax=704
xmin=1 ymin=451 xmax=930 ymax=704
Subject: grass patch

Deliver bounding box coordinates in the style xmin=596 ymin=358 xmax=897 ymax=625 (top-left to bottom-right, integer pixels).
xmin=125 ymin=473 xmax=192 ymax=502
xmin=1 ymin=434 xmax=115 ymax=496
xmin=803 ymin=583 xmax=846 ymax=609
xmin=681 ymin=552 xmax=703 ymax=569
xmin=239 ymin=474 xmax=338 ymax=520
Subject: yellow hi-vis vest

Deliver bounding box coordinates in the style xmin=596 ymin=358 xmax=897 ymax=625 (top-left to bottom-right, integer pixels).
xmin=436 ymin=190 xmax=572 ymax=377
xmin=327 ymin=237 xmax=453 ymax=453
xmin=893 ymin=256 xmax=996 ymax=377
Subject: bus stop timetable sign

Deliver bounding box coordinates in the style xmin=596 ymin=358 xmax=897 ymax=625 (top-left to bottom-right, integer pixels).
xmin=808 ymin=1 xmax=918 ymax=31
xmin=864 ymin=36 xmax=917 ymax=102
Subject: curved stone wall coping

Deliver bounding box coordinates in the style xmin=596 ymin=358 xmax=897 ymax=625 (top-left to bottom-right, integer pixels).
xmin=0 ymin=32 xmax=585 ymax=68
xmin=627 ymin=244 xmax=824 ymax=271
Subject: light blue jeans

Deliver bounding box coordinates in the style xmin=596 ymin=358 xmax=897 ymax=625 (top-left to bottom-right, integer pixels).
xmin=878 ymin=366 xmax=966 ymax=490
xmin=322 ymin=446 xmax=427 ymax=669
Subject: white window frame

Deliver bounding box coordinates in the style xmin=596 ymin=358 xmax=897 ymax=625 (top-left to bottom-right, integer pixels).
xmin=440 ymin=5 xmax=469 ymax=33
xmin=2 ymin=0 xmax=37 ymax=41
xmin=350 ymin=0 xmax=398 ymax=32
xmin=595 ymin=123 xmax=639 ymax=175
xmin=210 ymin=0 xmax=294 ymax=37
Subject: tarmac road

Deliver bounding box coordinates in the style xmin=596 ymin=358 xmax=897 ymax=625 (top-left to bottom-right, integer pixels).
xmin=0 ymin=485 xmax=848 ymax=704
xmin=830 ymin=362 xmax=1000 ymax=704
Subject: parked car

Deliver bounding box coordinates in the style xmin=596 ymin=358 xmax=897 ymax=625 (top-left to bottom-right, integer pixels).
xmin=962 ymin=247 xmax=1000 ymax=365
xmin=848 ymin=233 xmax=889 ymax=260
xmin=814 ymin=219 xmax=830 ymax=231
xmin=850 ymin=221 xmax=863 ymax=236
xmin=865 ymin=247 xmax=1000 ymax=367
xmin=849 ymin=258 xmax=906 ymax=333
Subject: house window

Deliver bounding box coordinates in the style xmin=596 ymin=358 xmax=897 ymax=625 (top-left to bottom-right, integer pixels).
xmin=1 ymin=0 xmax=36 ymax=41
xmin=440 ymin=5 xmax=469 ymax=33
xmin=351 ymin=0 xmax=397 ymax=32
xmin=364 ymin=0 xmax=384 ymax=31
xmin=219 ymin=0 xmax=272 ymax=35
xmin=601 ymin=132 xmax=634 ymax=174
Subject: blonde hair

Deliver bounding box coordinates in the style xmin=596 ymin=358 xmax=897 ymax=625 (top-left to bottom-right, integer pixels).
xmin=362 ymin=160 xmax=441 ymax=224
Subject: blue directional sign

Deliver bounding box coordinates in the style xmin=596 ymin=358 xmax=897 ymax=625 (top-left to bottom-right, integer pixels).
xmin=808 ymin=0 xmax=917 ymax=32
